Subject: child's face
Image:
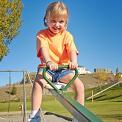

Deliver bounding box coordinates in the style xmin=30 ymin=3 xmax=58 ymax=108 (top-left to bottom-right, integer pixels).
xmin=46 ymin=17 xmax=67 ymax=34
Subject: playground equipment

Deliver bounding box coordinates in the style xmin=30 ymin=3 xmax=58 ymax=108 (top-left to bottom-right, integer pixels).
xmin=39 ymin=65 xmax=102 ymax=122
xmin=0 ymin=67 xmax=102 ymax=122
xmin=0 ymin=70 xmax=27 ymax=122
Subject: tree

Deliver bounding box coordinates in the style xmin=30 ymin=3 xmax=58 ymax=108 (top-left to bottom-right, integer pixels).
xmin=114 ymin=73 xmax=121 ymax=82
xmin=0 ymin=0 xmax=23 ymax=60
xmin=5 ymin=85 xmax=17 ymax=95
xmin=93 ymin=72 xmax=109 ymax=89
xmin=11 ymin=85 xmax=17 ymax=95
xmin=116 ymin=67 xmax=119 ymax=74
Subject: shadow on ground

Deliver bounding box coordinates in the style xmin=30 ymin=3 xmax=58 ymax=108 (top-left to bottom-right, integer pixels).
xmin=44 ymin=111 xmax=72 ymax=121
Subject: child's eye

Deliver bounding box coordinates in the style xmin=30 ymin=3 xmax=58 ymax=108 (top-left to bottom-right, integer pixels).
xmin=59 ymin=20 xmax=64 ymax=23
xmin=51 ymin=20 xmax=56 ymax=23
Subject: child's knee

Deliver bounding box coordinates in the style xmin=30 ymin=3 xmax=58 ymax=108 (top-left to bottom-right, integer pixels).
xmin=34 ymin=77 xmax=44 ymax=88
xmin=80 ymin=80 xmax=84 ymax=88
xmin=75 ymin=79 xmax=84 ymax=90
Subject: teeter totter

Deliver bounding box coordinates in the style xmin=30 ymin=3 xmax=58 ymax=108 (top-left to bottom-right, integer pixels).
xmin=38 ymin=65 xmax=102 ymax=122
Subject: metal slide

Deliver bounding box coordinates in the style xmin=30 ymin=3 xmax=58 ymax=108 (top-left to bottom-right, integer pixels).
xmin=40 ymin=65 xmax=102 ymax=122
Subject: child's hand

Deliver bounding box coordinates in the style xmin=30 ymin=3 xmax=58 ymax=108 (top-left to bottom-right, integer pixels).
xmin=69 ymin=62 xmax=78 ymax=69
xmin=46 ymin=61 xmax=58 ymax=70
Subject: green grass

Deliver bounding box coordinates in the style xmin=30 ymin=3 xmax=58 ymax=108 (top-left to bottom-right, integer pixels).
xmin=41 ymin=94 xmax=122 ymax=121
xmin=0 ymin=83 xmax=122 ymax=121
xmin=85 ymin=83 xmax=122 ymax=102
xmin=0 ymin=102 xmax=22 ymax=112
xmin=0 ymin=96 xmax=122 ymax=121
xmin=86 ymin=101 xmax=122 ymax=121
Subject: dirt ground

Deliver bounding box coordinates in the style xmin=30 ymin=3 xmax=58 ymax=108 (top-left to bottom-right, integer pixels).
xmin=0 ymin=111 xmax=72 ymax=122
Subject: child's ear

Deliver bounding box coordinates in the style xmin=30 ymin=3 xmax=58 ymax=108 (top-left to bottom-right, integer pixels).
xmin=44 ymin=16 xmax=47 ymax=26
xmin=65 ymin=23 xmax=68 ymax=30
xmin=65 ymin=19 xmax=68 ymax=29
xmin=65 ymin=25 xmax=67 ymax=30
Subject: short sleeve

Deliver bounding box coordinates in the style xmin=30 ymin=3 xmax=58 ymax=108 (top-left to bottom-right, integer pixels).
xmin=65 ymin=32 xmax=79 ymax=55
xmin=36 ymin=33 xmax=49 ymax=57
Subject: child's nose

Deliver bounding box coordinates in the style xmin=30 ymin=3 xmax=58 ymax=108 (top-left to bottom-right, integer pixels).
xmin=55 ymin=22 xmax=60 ymax=26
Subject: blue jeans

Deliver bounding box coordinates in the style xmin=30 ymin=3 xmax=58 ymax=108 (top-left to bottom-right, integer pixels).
xmin=47 ymin=69 xmax=73 ymax=82
xmin=38 ymin=68 xmax=73 ymax=83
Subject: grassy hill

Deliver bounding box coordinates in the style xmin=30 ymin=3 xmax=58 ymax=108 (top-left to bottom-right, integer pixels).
xmin=0 ymin=79 xmax=121 ymax=103
xmin=85 ymin=83 xmax=122 ymax=102
xmin=79 ymin=74 xmax=100 ymax=88
xmin=0 ymin=84 xmax=32 ymax=102
xmin=0 ymin=74 xmax=102 ymax=102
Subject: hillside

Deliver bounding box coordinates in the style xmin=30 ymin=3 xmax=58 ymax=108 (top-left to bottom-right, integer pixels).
xmin=79 ymin=74 xmax=100 ymax=88
xmin=0 ymin=82 xmax=121 ymax=102
xmin=0 ymin=84 xmax=32 ymax=102
xmin=86 ymin=83 xmax=122 ymax=101
xmin=0 ymin=74 xmax=118 ymax=102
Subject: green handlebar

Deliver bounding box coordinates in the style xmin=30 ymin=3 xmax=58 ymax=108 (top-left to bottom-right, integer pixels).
xmin=42 ymin=65 xmax=79 ymax=92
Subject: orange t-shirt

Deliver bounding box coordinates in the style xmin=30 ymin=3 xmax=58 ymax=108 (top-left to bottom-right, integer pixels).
xmin=37 ymin=29 xmax=78 ymax=65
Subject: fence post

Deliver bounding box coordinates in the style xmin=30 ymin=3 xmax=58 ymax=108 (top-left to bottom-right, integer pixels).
xmin=23 ymin=71 xmax=27 ymax=122
xmin=92 ymin=90 xmax=94 ymax=102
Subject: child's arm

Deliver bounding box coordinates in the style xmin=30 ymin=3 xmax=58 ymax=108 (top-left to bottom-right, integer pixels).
xmin=41 ymin=47 xmax=58 ymax=70
xmin=69 ymin=50 xmax=78 ymax=69
xmin=41 ymin=47 xmax=51 ymax=63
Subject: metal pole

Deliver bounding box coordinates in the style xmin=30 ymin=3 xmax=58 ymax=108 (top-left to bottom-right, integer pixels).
xmin=23 ymin=71 xmax=27 ymax=122
xmin=7 ymin=72 xmax=11 ymax=119
xmin=26 ymin=71 xmax=33 ymax=86
xmin=92 ymin=90 xmax=94 ymax=102
xmin=0 ymin=70 xmax=27 ymax=121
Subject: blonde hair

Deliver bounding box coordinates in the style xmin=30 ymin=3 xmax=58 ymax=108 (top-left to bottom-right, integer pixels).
xmin=44 ymin=1 xmax=68 ymax=26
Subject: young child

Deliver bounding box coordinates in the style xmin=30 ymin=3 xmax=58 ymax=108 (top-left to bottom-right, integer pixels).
xmin=28 ymin=1 xmax=84 ymax=122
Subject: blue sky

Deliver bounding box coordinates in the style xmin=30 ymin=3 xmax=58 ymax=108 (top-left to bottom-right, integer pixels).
xmin=0 ymin=0 xmax=122 ymax=85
